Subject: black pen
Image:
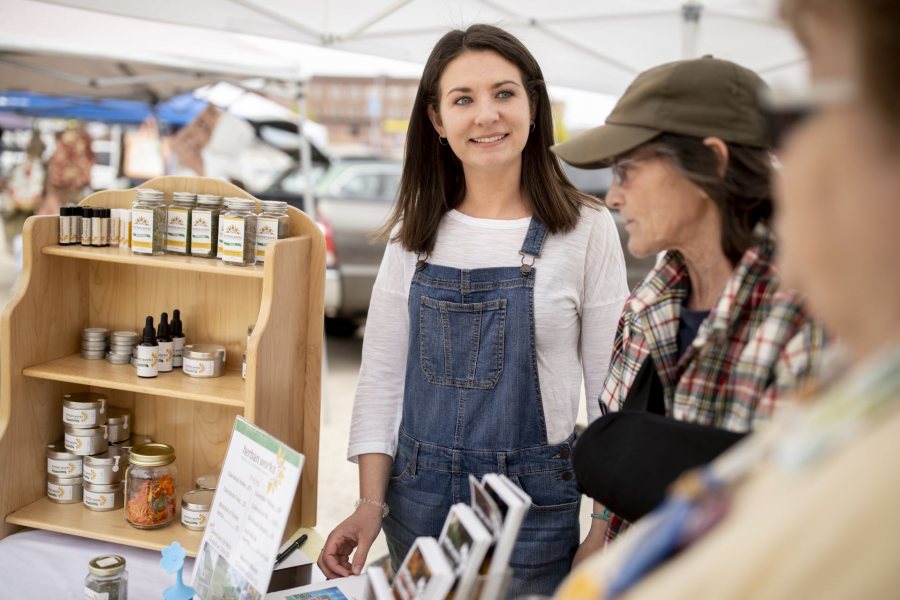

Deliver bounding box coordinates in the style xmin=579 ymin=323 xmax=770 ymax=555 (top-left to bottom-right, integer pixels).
xmin=274 ymin=533 xmax=308 ymax=567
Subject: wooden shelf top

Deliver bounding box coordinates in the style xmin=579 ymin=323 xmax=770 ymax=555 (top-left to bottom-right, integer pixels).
xmin=6 ymin=494 xmax=206 ymax=556
xmin=43 ymin=244 xmax=266 ymax=279
xmin=24 ymin=354 xmax=245 ymax=407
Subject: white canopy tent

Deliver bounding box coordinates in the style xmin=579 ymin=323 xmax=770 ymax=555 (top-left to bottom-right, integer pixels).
xmin=30 ymin=0 xmax=808 ymax=95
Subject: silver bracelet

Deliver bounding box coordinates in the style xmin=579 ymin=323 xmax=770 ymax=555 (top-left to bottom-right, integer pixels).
xmin=355 ymin=497 xmax=389 ymax=518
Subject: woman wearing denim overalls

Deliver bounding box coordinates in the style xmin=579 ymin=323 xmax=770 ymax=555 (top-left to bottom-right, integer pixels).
xmin=318 ymin=24 xmax=629 ymax=597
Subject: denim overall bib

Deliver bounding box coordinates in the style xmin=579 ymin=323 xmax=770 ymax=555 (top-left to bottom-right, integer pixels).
xmin=383 ymin=218 xmax=581 ymax=598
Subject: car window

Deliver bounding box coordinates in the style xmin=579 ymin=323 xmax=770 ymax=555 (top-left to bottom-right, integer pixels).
xmin=338 ymin=173 xmax=382 ymax=198
xmin=279 ymin=166 xmax=326 ymax=195
xmin=381 ymin=173 xmax=401 ymax=201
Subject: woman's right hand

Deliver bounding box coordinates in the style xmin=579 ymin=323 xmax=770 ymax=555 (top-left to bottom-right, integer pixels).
xmin=317 ymin=503 xmax=384 ymax=578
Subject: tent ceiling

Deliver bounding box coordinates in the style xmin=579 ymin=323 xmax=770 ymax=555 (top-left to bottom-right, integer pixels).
xmin=30 ymin=0 xmax=808 ymax=94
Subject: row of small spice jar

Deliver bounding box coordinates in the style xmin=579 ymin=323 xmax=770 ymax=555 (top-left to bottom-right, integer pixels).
xmin=62 ymin=392 xmax=130 ymax=455
xmin=130 ymin=189 xmax=290 ymax=266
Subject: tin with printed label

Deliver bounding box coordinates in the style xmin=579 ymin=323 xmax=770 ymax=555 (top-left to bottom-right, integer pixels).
xmin=47 ymin=474 xmax=83 ymax=504
xmin=83 ymin=481 xmax=125 ymax=512
xmin=46 ymin=441 xmax=83 ymax=477
xmin=64 ymin=424 xmax=109 ymax=456
xmin=62 ymin=392 xmax=107 ymax=428
xmin=181 ymin=489 xmax=214 ymax=530
xmin=83 ymin=450 xmax=125 ymax=484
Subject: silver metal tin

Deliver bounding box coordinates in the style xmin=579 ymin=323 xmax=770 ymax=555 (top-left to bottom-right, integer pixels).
xmin=64 ymin=424 xmax=108 ymax=456
xmin=82 ymin=327 xmax=110 ymax=339
xmin=83 ymin=450 xmax=125 ymax=484
xmin=47 ymin=474 xmax=83 ymax=504
xmin=46 ymin=441 xmax=83 ymax=477
xmin=181 ymin=489 xmax=215 ymax=530
xmin=83 ymin=481 xmax=124 ymax=511
xmin=62 ymin=393 xmax=107 ymax=428
xmin=196 ymin=474 xmax=219 ymax=490
xmin=182 ymin=344 xmax=226 ymax=378
xmin=106 ymin=408 xmax=131 ymax=442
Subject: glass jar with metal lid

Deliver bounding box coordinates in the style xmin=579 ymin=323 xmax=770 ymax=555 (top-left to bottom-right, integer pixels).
xmin=182 ymin=343 xmax=226 ymax=378
xmin=84 ymin=554 xmax=128 ymax=600
xmin=255 ymin=200 xmax=290 ymax=263
xmin=220 ymin=198 xmax=258 ymax=266
xmin=166 ymin=192 xmax=196 ymax=255
xmin=125 ymin=443 xmax=177 ymax=529
xmin=131 ymin=188 xmax=166 ymax=255
xmin=191 ymin=194 xmax=222 ymax=258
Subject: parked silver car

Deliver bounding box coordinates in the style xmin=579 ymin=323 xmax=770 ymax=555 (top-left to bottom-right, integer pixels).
xmin=263 ymin=159 xmax=653 ymax=334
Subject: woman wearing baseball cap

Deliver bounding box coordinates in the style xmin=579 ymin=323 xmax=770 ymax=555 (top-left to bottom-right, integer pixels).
xmin=555 ymin=0 xmax=900 ymax=595
xmin=552 ymin=56 xmax=826 ymax=562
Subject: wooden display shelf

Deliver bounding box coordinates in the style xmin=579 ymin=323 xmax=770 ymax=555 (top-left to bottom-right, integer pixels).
xmin=6 ymin=490 xmax=206 ymax=556
xmin=43 ymin=244 xmax=266 ymax=279
xmin=24 ymin=354 xmax=245 ymax=407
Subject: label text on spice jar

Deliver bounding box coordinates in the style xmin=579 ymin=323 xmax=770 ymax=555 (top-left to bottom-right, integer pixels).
xmin=131 ymin=208 xmax=156 ymax=254
xmin=191 ymin=209 xmax=214 ymax=254
xmin=166 ymin=207 xmax=189 ymax=252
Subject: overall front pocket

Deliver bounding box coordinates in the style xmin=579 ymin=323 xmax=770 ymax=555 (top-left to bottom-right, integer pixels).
xmin=418 ymin=296 xmax=507 ymax=389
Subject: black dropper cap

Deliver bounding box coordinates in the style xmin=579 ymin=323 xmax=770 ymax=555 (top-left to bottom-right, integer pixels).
xmin=157 ymin=312 xmax=171 ymax=342
xmin=171 ymin=309 xmax=183 ymax=338
xmin=141 ymin=316 xmax=156 ymax=345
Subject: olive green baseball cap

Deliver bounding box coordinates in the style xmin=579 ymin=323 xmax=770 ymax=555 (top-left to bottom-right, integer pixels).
xmin=552 ymin=56 xmax=769 ymax=168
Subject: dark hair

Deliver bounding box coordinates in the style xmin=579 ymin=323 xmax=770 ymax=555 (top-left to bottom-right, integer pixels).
xmin=381 ymin=24 xmax=597 ymax=253
xmin=642 ymin=133 xmax=773 ymax=264
xmin=781 ymin=0 xmax=900 ymax=135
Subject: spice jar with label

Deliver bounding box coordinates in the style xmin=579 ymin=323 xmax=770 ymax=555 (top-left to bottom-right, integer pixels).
xmin=256 ymin=200 xmax=290 ymax=262
xmin=47 ymin=474 xmax=83 ymax=504
xmin=220 ymin=198 xmax=257 ymax=266
xmin=125 ymin=443 xmax=177 ymax=529
xmin=191 ymin=194 xmax=222 ymax=258
xmin=130 ymin=188 xmax=166 ymax=255
xmin=64 ymin=424 xmax=109 ymax=456
xmin=84 ymin=554 xmax=128 ymax=600
xmin=166 ymin=192 xmax=195 ymax=255
xmin=83 ymin=449 xmax=124 ymax=484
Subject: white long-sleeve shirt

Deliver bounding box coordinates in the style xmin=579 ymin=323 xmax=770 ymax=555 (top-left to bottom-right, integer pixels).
xmin=348 ymin=205 xmax=629 ymax=461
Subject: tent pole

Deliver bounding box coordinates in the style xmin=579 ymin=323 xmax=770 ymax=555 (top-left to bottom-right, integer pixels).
xmin=295 ymin=79 xmax=316 ymax=221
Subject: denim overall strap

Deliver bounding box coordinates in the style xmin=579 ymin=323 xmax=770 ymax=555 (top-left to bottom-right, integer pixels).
xmin=385 ymin=216 xmax=581 ymax=597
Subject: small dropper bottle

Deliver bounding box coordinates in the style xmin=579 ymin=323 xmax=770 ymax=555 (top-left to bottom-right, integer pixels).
xmin=136 ymin=316 xmax=158 ymax=378
xmin=157 ymin=312 xmax=173 ymax=373
xmin=171 ymin=309 xmax=185 ymax=369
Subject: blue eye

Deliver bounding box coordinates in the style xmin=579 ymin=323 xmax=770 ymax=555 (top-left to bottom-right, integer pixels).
xmin=454 ymin=96 xmax=473 ymax=105
xmin=497 ymin=90 xmax=513 ymax=99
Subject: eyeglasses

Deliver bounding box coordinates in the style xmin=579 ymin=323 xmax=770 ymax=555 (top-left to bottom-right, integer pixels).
xmin=610 ymin=153 xmax=662 ymax=186
xmin=759 ymin=80 xmax=857 ymax=149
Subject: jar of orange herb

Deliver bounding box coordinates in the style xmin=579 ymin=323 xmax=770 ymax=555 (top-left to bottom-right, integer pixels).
xmin=125 ymin=443 xmax=177 ymax=529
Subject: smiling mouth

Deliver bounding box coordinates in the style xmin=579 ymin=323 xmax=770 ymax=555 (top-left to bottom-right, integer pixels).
xmin=471 ymin=134 xmax=508 ymax=143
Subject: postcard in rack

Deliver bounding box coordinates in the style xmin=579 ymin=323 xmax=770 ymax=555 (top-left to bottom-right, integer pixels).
xmin=438 ymin=503 xmax=493 ymax=600
xmin=468 ymin=474 xmax=503 ymax=537
xmin=191 ymin=416 xmax=304 ymax=600
xmin=391 ymin=536 xmax=455 ymax=600
xmin=478 ymin=474 xmax=532 ymax=600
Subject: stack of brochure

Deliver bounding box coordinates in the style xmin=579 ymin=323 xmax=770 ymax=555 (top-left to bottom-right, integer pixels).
xmin=369 ymin=473 xmax=531 ymax=600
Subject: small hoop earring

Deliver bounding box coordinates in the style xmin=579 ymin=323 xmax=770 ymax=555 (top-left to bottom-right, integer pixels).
xmin=530 ymin=122 xmax=536 ymax=132
xmin=438 ymin=136 xmax=449 ymax=146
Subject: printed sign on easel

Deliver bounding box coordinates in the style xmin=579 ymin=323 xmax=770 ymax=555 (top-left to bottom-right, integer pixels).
xmin=191 ymin=416 xmax=304 ymax=600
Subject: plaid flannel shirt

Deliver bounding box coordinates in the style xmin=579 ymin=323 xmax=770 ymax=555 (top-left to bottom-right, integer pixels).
xmin=600 ymin=227 xmax=826 ymax=542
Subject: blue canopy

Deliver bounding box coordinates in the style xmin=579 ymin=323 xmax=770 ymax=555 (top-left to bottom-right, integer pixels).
xmin=0 ymin=91 xmax=205 ymax=125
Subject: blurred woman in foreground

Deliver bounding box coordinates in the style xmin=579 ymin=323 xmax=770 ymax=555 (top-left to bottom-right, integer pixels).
xmin=555 ymin=0 xmax=900 ymax=596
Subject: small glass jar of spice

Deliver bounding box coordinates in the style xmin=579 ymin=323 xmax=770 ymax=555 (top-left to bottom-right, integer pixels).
xmin=256 ymin=200 xmax=290 ymax=262
xmin=84 ymin=554 xmax=128 ymax=600
xmin=220 ymin=198 xmax=257 ymax=266
xmin=191 ymin=194 xmax=222 ymax=258
xmin=125 ymin=443 xmax=177 ymax=529
xmin=130 ymin=189 xmax=166 ymax=255
xmin=166 ymin=192 xmax=195 ymax=255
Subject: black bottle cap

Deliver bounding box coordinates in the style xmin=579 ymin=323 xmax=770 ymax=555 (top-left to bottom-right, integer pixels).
xmin=141 ymin=316 xmax=156 ymax=345
xmin=171 ymin=309 xmax=183 ymax=337
xmin=157 ymin=312 xmax=171 ymax=341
